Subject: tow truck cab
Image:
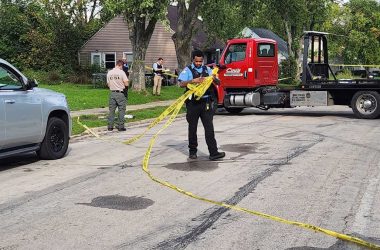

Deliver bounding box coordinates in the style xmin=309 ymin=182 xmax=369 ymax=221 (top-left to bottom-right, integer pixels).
xmin=215 ymin=38 xmax=280 ymax=113
xmin=215 ymin=32 xmax=380 ymax=119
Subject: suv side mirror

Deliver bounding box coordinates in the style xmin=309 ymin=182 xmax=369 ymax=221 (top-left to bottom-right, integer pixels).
xmin=27 ymin=79 xmax=38 ymax=89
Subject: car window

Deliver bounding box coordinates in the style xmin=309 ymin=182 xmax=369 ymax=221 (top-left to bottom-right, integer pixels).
xmin=0 ymin=65 xmax=23 ymax=90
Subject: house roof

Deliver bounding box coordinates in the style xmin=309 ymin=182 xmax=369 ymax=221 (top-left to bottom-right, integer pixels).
xmin=81 ymin=6 xmax=224 ymax=53
xmin=244 ymin=28 xmax=289 ymax=57
xmin=167 ymin=6 xmax=224 ymax=50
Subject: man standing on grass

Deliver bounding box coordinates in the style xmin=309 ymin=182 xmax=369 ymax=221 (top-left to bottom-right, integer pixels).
xmin=107 ymin=60 xmax=129 ymax=132
xmin=152 ymin=58 xmax=164 ymax=96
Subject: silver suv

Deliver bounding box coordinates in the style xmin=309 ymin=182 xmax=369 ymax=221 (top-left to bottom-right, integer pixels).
xmin=0 ymin=59 xmax=71 ymax=160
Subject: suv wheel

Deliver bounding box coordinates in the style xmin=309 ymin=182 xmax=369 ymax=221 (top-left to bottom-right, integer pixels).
xmin=38 ymin=117 xmax=69 ymax=159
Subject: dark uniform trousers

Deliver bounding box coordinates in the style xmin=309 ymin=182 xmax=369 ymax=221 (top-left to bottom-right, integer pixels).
xmin=186 ymin=99 xmax=218 ymax=155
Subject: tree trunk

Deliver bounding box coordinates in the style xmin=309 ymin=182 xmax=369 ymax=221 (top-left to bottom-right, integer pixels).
xmin=172 ymin=0 xmax=202 ymax=71
xmin=173 ymin=33 xmax=192 ymax=71
xmin=284 ymin=20 xmax=294 ymax=58
xmin=126 ymin=15 xmax=157 ymax=91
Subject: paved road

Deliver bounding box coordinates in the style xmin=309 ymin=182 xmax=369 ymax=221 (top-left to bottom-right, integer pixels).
xmin=0 ymin=106 xmax=379 ymax=249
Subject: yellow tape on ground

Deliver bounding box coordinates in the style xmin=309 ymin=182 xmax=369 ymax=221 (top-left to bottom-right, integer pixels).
xmin=78 ymin=67 xmax=379 ymax=249
xmin=76 ymin=117 xmax=100 ymax=138
xmin=132 ymin=121 xmax=380 ymax=248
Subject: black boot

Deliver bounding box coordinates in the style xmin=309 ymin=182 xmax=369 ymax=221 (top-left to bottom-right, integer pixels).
xmin=209 ymin=152 xmax=225 ymax=161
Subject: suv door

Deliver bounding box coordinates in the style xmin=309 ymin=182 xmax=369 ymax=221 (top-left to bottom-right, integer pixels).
xmin=0 ymin=64 xmax=43 ymax=149
xmin=0 ymin=95 xmax=5 ymax=150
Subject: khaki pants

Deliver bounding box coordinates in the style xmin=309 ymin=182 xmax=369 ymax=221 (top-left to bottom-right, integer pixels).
xmin=153 ymin=75 xmax=163 ymax=95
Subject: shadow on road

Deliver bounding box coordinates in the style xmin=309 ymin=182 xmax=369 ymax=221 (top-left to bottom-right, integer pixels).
xmin=0 ymin=153 xmax=39 ymax=171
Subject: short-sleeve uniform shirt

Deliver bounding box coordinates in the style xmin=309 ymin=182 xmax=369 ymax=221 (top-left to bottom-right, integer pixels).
xmin=178 ymin=63 xmax=212 ymax=82
xmin=107 ymin=68 xmax=128 ymax=91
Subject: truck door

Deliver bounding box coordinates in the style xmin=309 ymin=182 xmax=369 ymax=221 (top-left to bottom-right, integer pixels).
xmin=0 ymin=64 xmax=42 ymax=149
xmin=221 ymin=42 xmax=251 ymax=87
xmin=256 ymin=43 xmax=278 ymax=85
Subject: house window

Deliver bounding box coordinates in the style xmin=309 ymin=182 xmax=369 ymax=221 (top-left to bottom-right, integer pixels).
xmin=104 ymin=53 xmax=116 ymax=69
xmin=91 ymin=53 xmax=102 ymax=66
xmin=123 ymin=52 xmax=133 ymax=66
xmin=258 ymin=44 xmax=275 ymax=57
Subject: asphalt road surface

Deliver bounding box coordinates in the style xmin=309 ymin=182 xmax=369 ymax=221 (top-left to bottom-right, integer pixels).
xmin=0 ymin=106 xmax=379 ymax=250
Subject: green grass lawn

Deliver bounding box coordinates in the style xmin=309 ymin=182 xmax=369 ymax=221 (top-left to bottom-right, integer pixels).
xmin=73 ymin=106 xmax=186 ymax=135
xmin=39 ymin=83 xmax=184 ymax=111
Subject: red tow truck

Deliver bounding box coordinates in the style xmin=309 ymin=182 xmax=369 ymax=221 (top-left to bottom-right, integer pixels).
xmin=215 ymin=31 xmax=380 ymax=119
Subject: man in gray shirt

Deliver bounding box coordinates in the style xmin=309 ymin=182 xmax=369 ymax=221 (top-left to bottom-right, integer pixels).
xmin=107 ymin=60 xmax=129 ymax=131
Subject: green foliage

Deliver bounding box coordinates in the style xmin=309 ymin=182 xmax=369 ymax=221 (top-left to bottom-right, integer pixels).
xmin=322 ymin=0 xmax=380 ymax=65
xmin=201 ymin=0 xmax=257 ymax=42
xmin=335 ymin=69 xmax=354 ymax=79
xmin=279 ymin=57 xmax=298 ymax=83
xmin=0 ymin=0 xmax=110 ymax=71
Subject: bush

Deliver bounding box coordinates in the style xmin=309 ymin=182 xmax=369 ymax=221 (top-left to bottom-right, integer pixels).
xmin=279 ymin=57 xmax=298 ymax=84
xmin=47 ymin=71 xmax=62 ymax=83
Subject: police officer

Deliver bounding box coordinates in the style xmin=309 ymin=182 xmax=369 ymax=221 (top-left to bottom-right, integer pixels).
xmin=152 ymin=58 xmax=164 ymax=96
xmin=107 ymin=59 xmax=129 ymax=131
xmin=178 ymin=50 xmax=225 ymax=161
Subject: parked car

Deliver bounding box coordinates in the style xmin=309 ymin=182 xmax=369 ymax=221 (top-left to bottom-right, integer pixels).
xmin=0 ymin=59 xmax=71 ymax=160
xmin=369 ymin=70 xmax=380 ymax=79
xmin=351 ymin=69 xmax=368 ymax=78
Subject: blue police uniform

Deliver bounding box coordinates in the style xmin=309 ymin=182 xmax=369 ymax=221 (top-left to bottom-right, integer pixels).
xmin=178 ymin=63 xmax=221 ymax=159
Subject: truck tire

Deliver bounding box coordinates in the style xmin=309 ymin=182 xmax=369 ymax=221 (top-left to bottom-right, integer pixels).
xmin=351 ymin=91 xmax=380 ymax=119
xmin=38 ymin=117 xmax=69 ymax=160
xmin=225 ymin=107 xmax=244 ymax=114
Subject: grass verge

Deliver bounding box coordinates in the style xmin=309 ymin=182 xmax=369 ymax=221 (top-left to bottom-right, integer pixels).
xmin=39 ymin=83 xmax=184 ymax=111
xmin=72 ymin=106 xmax=186 ymax=135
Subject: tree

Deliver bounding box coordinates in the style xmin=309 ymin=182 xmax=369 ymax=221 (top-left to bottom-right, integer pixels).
xmin=201 ymin=0 xmax=259 ymax=42
xmin=105 ymin=0 xmax=169 ymax=91
xmin=0 ymin=0 xmax=109 ymax=71
xmin=171 ymin=0 xmax=257 ymax=71
xmin=170 ymin=0 xmax=206 ymax=71
xmin=324 ymin=0 xmax=380 ymax=65
xmin=251 ymin=0 xmax=334 ymax=80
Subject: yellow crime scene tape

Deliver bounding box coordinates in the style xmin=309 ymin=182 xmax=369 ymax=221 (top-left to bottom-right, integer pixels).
xmin=144 ymin=65 xmax=178 ymax=78
xmin=331 ymin=64 xmax=380 ymax=68
xmin=77 ymin=67 xmax=380 ymax=249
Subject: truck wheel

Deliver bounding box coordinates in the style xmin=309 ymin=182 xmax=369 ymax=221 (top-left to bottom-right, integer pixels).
xmin=351 ymin=91 xmax=380 ymax=119
xmin=38 ymin=117 xmax=69 ymax=160
xmin=225 ymin=107 xmax=244 ymax=114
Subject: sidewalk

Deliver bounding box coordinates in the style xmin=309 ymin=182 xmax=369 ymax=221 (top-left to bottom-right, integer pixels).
xmin=71 ymin=100 xmax=176 ymax=117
